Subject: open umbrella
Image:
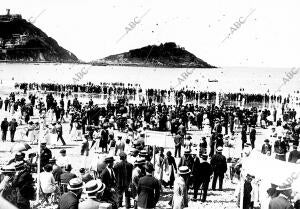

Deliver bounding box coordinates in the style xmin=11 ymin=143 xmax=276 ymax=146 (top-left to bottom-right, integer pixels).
xmin=10 ymin=142 xmax=31 ymax=153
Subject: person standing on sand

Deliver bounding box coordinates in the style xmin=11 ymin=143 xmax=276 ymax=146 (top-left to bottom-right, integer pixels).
xmin=1 ymin=118 xmax=9 ymax=142
xmin=9 ymin=118 xmax=18 ymax=142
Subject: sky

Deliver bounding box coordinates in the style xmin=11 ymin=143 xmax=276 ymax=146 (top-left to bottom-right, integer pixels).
xmin=2 ymin=0 xmax=300 ymax=68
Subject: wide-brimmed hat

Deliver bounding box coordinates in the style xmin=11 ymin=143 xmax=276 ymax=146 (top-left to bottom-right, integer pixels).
xmin=67 ymin=178 xmax=84 ymax=190
xmin=276 ymin=184 xmax=292 ymax=191
xmin=178 ymin=166 xmax=191 ymax=175
xmin=186 ymin=135 xmax=192 ymax=139
xmin=264 ymin=139 xmax=270 ymax=143
xmin=1 ymin=165 xmax=16 ymax=174
xmin=134 ymin=157 xmax=146 ymax=165
xmin=216 ymin=146 xmax=223 ymax=152
xmin=104 ymin=156 xmax=115 ymax=163
xmin=84 ymin=180 xmax=105 ymax=194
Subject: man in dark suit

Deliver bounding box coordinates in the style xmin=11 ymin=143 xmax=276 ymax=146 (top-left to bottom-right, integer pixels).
xmin=191 ymin=150 xmax=201 ymax=201
xmin=100 ymin=156 xmax=117 ymax=208
xmin=178 ymin=150 xmax=193 ymax=191
xmin=8 ymin=118 xmax=18 ymax=142
xmin=174 ymin=133 xmax=182 ymax=158
xmin=113 ymin=152 xmax=133 ymax=208
xmin=261 ymin=139 xmax=272 ymax=155
xmin=61 ymin=164 xmax=77 ymax=184
xmin=269 ymin=184 xmax=293 ymax=209
xmin=211 ymin=147 xmax=227 ymax=191
xmin=192 ymin=154 xmax=212 ymax=202
xmin=1 ymin=118 xmax=9 ymax=142
xmin=288 ymin=145 xmax=300 ymax=163
xmin=137 ymin=163 xmax=160 ymax=209
xmin=59 ymin=178 xmax=84 ymax=209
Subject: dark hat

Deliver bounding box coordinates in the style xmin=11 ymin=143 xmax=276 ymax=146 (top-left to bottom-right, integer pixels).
xmin=60 ymin=149 xmax=66 ymax=154
xmin=246 ymin=174 xmax=255 ymax=179
xmin=104 ymin=156 xmax=115 ymax=163
xmin=264 ymin=139 xmax=270 ymax=143
xmin=187 ymin=135 xmax=192 ymax=139
xmin=178 ymin=166 xmax=191 ymax=175
xmin=79 ymin=168 xmax=85 ymax=173
xmin=15 ymin=152 xmax=24 ymax=160
xmin=144 ymin=162 xmax=154 ymax=173
xmin=67 ymin=178 xmax=84 ymax=190
xmin=119 ymin=151 xmax=127 ymax=158
xmin=84 ymin=179 xmax=105 ymax=194
xmin=117 ymin=135 xmax=122 ymax=139
xmin=1 ymin=165 xmax=16 ymax=174
xmin=65 ymin=164 xmax=72 ymax=171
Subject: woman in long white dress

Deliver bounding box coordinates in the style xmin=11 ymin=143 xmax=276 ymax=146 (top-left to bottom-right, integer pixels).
xmin=172 ymin=166 xmax=190 ymax=209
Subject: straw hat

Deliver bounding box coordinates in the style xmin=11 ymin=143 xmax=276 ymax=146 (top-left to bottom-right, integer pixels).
xmin=67 ymin=178 xmax=84 ymax=190
xmin=84 ymin=180 xmax=105 ymax=194
xmin=276 ymin=184 xmax=292 ymax=191
xmin=1 ymin=165 xmax=16 ymax=174
xmin=178 ymin=166 xmax=191 ymax=175
xmin=216 ymin=146 xmax=223 ymax=152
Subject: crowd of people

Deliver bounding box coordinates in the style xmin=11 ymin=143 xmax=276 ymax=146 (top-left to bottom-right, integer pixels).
xmin=14 ymin=82 xmax=295 ymax=107
xmin=0 ymin=84 xmax=299 ymax=209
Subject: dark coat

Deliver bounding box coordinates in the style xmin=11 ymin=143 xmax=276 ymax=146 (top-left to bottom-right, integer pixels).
xmin=210 ymin=153 xmax=227 ymax=174
xmin=191 ymin=157 xmax=201 ymax=178
xmin=178 ymin=155 xmax=193 ymax=170
xmin=113 ymin=160 xmax=133 ymax=188
xmin=40 ymin=147 xmax=52 ymax=168
xmin=1 ymin=120 xmax=8 ymax=131
xmin=261 ymin=144 xmax=271 ymax=154
xmin=60 ymin=172 xmax=77 ymax=184
xmin=269 ymin=195 xmax=293 ymax=209
xmin=100 ymin=167 xmax=116 ymax=190
xmin=59 ymin=191 xmax=79 ymax=209
xmin=288 ymin=150 xmax=300 ymax=163
xmin=137 ymin=175 xmax=160 ymax=208
xmin=199 ymin=161 xmax=213 ymax=181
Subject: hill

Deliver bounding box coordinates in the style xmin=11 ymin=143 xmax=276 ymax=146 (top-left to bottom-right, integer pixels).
xmin=94 ymin=42 xmax=216 ymax=68
xmin=0 ymin=11 xmax=78 ymax=62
